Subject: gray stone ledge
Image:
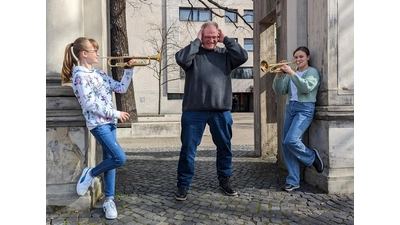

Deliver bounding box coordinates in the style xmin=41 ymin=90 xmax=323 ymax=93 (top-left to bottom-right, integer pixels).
xmin=314 ymin=105 xmax=354 ymax=120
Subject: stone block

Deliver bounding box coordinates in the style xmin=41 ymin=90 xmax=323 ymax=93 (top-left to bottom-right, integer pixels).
xmin=131 ymin=122 xmax=181 ymax=138
xmin=305 ymin=119 xmax=354 ymax=194
xmin=46 ymin=126 xmax=103 ymax=212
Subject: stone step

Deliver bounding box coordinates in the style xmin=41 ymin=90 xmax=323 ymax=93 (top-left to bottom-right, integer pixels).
xmin=117 ymin=121 xmax=211 ymax=138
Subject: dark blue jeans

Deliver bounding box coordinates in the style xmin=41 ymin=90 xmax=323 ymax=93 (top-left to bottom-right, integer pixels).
xmin=177 ymin=110 xmax=233 ymax=189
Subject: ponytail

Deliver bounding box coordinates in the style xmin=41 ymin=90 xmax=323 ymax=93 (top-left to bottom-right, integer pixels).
xmin=61 ymin=43 xmax=78 ymax=83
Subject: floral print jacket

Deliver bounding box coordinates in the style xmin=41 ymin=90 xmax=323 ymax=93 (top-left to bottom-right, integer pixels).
xmin=72 ymin=66 xmax=133 ymax=130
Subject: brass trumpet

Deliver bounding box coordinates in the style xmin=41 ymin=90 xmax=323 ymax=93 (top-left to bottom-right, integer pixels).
xmin=260 ymin=60 xmax=298 ymax=73
xmin=101 ymin=53 xmax=161 ymax=67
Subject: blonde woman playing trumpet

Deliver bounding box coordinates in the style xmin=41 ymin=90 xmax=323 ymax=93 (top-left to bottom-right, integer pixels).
xmin=61 ymin=37 xmax=135 ymax=220
xmin=272 ymin=46 xmax=323 ymax=192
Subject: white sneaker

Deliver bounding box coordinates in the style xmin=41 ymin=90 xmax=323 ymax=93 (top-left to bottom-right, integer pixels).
xmin=76 ymin=167 xmax=94 ymax=196
xmin=103 ymin=199 xmax=118 ymax=219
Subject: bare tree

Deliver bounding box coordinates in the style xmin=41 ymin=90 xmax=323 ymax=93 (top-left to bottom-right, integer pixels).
xmin=110 ymin=0 xmax=138 ymax=123
xmin=141 ymin=21 xmax=182 ymax=114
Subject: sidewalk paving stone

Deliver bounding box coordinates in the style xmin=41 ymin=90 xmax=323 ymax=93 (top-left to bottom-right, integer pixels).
xmin=46 ymin=113 xmax=354 ymax=224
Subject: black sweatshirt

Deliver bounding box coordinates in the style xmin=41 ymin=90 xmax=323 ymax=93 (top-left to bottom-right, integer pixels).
xmin=175 ymin=37 xmax=248 ymax=112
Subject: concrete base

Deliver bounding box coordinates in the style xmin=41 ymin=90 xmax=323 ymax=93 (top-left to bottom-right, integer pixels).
xmin=138 ymin=114 xmax=181 ymax=122
xmin=305 ymin=119 xmax=354 ymax=194
xmin=117 ymin=114 xmax=211 ymax=138
xmin=118 ymin=122 xmax=181 ymax=138
xmin=46 ymin=178 xmax=102 ymax=213
xmin=46 ymin=127 xmax=103 ymax=213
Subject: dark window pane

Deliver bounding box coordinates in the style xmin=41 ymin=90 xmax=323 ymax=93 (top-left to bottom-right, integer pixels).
xmin=244 ymin=10 xmax=253 ymax=23
xmin=244 ymin=38 xmax=253 ymax=51
xmin=168 ymin=93 xmax=184 ymax=100
xmin=180 ymin=8 xmax=211 ymax=22
xmin=231 ymin=67 xmax=253 ymax=79
xmin=243 ymin=68 xmax=253 ymax=79
xmin=199 ymin=9 xmax=211 ymax=21
xmin=225 ymin=11 xmax=237 ymax=22
xmin=179 ymin=9 xmax=191 ymax=21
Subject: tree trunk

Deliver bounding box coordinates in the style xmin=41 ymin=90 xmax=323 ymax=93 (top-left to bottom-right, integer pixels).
xmin=110 ymin=0 xmax=138 ymax=123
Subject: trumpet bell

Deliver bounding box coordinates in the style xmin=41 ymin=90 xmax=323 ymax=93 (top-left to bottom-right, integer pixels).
xmin=260 ymin=60 xmax=269 ymax=73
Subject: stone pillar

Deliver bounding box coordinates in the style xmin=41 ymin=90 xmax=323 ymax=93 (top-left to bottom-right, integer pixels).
xmin=253 ymin=0 xmax=279 ymax=158
xmin=303 ymin=0 xmax=354 ymax=193
xmin=46 ymin=0 xmax=109 ymax=212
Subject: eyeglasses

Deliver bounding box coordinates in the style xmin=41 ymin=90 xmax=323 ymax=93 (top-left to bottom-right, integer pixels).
xmin=85 ymin=49 xmax=98 ymax=54
xmin=203 ymin=36 xmax=218 ymax=40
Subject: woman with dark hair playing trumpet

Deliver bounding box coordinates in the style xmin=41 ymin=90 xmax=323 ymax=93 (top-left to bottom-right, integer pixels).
xmin=272 ymin=46 xmax=323 ymax=192
xmin=61 ymin=37 xmax=135 ymax=220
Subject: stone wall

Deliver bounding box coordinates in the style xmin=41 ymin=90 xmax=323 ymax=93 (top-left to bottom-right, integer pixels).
xmin=46 ymin=0 xmax=109 ymax=212
xmin=253 ymin=0 xmax=354 ymax=193
xmin=46 ymin=74 xmax=103 ymax=213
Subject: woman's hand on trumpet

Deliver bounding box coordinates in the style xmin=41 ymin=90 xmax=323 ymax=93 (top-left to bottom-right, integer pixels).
xmin=275 ymin=60 xmax=287 ymax=77
xmin=123 ymin=57 xmax=136 ymax=69
xmin=278 ymin=60 xmax=296 ymax=77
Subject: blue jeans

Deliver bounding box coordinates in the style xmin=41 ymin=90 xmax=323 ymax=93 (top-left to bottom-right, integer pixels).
xmin=177 ymin=110 xmax=233 ymax=189
xmin=90 ymin=123 xmax=126 ymax=199
xmin=282 ymin=101 xmax=316 ymax=186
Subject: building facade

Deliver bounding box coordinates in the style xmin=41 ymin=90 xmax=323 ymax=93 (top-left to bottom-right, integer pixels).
xmin=125 ymin=0 xmax=254 ymax=114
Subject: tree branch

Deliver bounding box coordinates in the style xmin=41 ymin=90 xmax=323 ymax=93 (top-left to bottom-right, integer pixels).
xmin=189 ymin=0 xmax=253 ymax=30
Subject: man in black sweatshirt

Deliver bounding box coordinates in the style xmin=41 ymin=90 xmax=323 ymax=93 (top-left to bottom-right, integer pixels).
xmin=174 ymin=21 xmax=248 ymax=201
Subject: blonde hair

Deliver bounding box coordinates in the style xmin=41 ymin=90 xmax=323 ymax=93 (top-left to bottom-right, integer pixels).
xmin=60 ymin=37 xmax=99 ymax=83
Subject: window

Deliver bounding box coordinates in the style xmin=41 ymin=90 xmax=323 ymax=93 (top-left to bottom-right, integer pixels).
xmin=244 ymin=38 xmax=253 ymax=52
xmin=231 ymin=67 xmax=253 ymax=79
xmin=243 ymin=10 xmax=253 ymax=23
xmin=225 ymin=10 xmax=238 ymax=22
xmin=179 ymin=8 xmax=211 ymax=22
xmin=167 ymin=93 xmax=184 ymax=100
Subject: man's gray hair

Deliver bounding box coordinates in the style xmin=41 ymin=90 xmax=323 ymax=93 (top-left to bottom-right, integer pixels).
xmin=201 ymin=21 xmax=219 ymax=30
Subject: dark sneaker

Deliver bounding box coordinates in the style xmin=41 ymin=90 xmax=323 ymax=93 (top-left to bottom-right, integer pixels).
xmin=312 ymin=148 xmax=324 ymax=173
xmin=281 ymin=184 xmax=300 ymax=192
xmin=219 ymin=177 xmax=237 ymax=196
xmin=175 ymin=187 xmax=188 ymax=201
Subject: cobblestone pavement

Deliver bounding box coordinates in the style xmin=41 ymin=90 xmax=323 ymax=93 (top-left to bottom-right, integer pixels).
xmin=46 ymin=113 xmax=354 ymax=225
